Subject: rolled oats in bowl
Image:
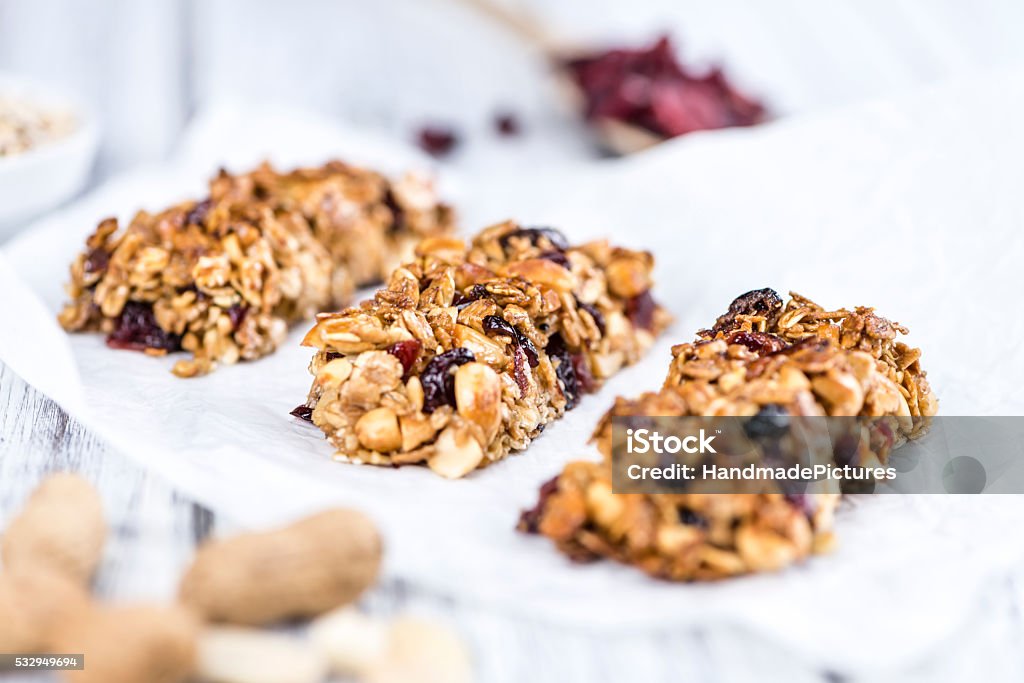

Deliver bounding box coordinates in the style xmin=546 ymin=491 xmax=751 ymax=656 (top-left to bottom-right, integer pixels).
xmin=0 ymin=95 xmax=76 ymax=157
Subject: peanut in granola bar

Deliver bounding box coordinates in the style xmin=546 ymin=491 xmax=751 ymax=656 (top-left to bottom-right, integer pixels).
xmin=296 ymin=221 xmax=672 ymax=478
xmin=58 ymin=161 xmax=454 ymax=377
xmin=519 ymin=288 xmax=938 ymax=581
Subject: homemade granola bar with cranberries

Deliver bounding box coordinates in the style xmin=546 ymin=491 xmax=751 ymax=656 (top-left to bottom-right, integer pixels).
xmin=519 ymin=288 xmax=938 ymax=580
xmin=58 ymin=160 xmax=454 ymax=377
xmin=295 ymin=221 xmax=671 ymax=478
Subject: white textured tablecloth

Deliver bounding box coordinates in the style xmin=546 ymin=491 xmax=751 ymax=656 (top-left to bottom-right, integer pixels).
xmin=2 ymin=70 xmax=1023 ymax=675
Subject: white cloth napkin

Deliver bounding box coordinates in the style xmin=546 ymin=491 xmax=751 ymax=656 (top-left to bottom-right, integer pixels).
xmin=2 ymin=71 xmax=1024 ymax=674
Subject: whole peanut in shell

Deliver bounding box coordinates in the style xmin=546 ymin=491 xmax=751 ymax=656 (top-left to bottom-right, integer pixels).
xmin=52 ymin=604 xmax=198 ymax=683
xmin=178 ymin=508 xmax=382 ymax=625
xmin=1 ymin=473 xmax=106 ymax=584
xmin=365 ymin=616 xmax=473 ymax=683
xmin=0 ymin=566 xmax=91 ymax=655
xmin=196 ymin=626 xmax=328 ymax=683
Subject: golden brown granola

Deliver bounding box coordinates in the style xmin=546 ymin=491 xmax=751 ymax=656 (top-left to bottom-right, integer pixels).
xmin=208 ymin=161 xmax=454 ymax=301
xmin=58 ymin=161 xmax=454 ymax=377
xmin=296 ymin=221 xmax=671 ymax=478
xmin=675 ymin=288 xmax=937 ymax=423
xmin=519 ymin=288 xmax=938 ymax=581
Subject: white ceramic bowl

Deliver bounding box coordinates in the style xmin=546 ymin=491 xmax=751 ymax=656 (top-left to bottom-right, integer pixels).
xmin=0 ymin=75 xmax=99 ymax=239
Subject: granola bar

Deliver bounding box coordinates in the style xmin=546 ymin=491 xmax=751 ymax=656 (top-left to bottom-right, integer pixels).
xmin=58 ymin=161 xmax=454 ymax=377
xmin=296 ymin=221 xmax=671 ymax=478
xmin=207 ymin=161 xmax=454 ymax=300
xmin=519 ymin=288 xmax=938 ymax=580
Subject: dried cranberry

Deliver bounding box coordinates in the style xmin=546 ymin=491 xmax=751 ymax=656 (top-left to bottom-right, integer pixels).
xmin=517 ymin=333 xmax=539 ymax=368
xmin=728 ymin=288 xmax=782 ymax=318
xmin=511 ymin=344 xmax=531 ymax=397
xmin=416 ymin=125 xmax=459 ymax=157
xmin=571 ymin=352 xmax=597 ymax=394
xmin=185 ymin=198 xmax=213 ymax=226
xmin=483 ymin=315 xmax=538 ymax=367
xmin=106 ymin=301 xmax=182 ymax=352
xmin=83 ymin=247 xmax=109 ymax=275
xmin=712 ymin=288 xmax=782 ymax=333
xmin=784 ymin=493 xmax=816 ymax=517
xmin=546 ymin=333 xmax=580 ymax=409
xmin=383 ymin=188 xmax=406 ymax=233
xmin=290 ymin=405 xmax=313 ymax=422
xmin=625 ymin=290 xmax=657 ymax=331
xmin=833 ymin=433 xmax=861 ymax=468
xmin=538 ymin=250 xmax=570 ymax=268
xmin=744 ymin=404 xmax=790 ymax=440
xmin=499 ymin=226 xmax=569 ymax=252
xmin=494 ymin=112 xmax=521 ymax=136
xmin=386 ymin=339 xmax=422 ymax=378
xmin=564 ymin=35 xmax=766 ymax=143
xmin=482 ymin=314 xmax=515 ymax=338
xmin=518 ymin=475 xmax=560 ymax=533
xmin=452 ymin=284 xmax=489 ymax=309
xmin=726 ymin=330 xmax=787 ymax=355
xmin=226 ymin=304 xmax=248 ymax=331
xmin=677 ymin=507 xmax=708 ymax=529
xmin=576 ymin=299 xmax=606 ymax=335
xmin=874 ymin=419 xmax=895 ymax=451
xmin=420 ymin=347 xmax=475 ymax=412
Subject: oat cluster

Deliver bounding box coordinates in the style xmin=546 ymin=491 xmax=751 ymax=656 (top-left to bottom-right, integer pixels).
xmin=297 ymin=221 xmax=671 ymax=478
xmin=520 ymin=288 xmax=938 ymax=580
xmin=59 ymin=161 xmax=454 ymax=376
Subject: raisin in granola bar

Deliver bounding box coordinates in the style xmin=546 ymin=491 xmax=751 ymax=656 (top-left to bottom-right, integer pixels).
xmin=296 ymin=221 xmax=671 ymax=478
xmin=519 ymin=288 xmax=938 ymax=580
xmin=58 ymin=161 xmax=454 ymax=377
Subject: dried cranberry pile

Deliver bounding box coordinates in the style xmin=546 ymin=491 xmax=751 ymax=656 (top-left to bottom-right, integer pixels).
xmin=564 ymin=35 xmax=766 ymax=141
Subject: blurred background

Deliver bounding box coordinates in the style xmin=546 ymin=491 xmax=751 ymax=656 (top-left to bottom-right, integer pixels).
xmin=3 ymin=4 xmax=1024 ymax=682
xmin=3 ymin=0 xmax=1024 ymax=184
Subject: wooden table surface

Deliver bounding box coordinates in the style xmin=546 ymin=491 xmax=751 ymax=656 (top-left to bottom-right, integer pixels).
xmin=4 ymin=361 xmax=1024 ymax=683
